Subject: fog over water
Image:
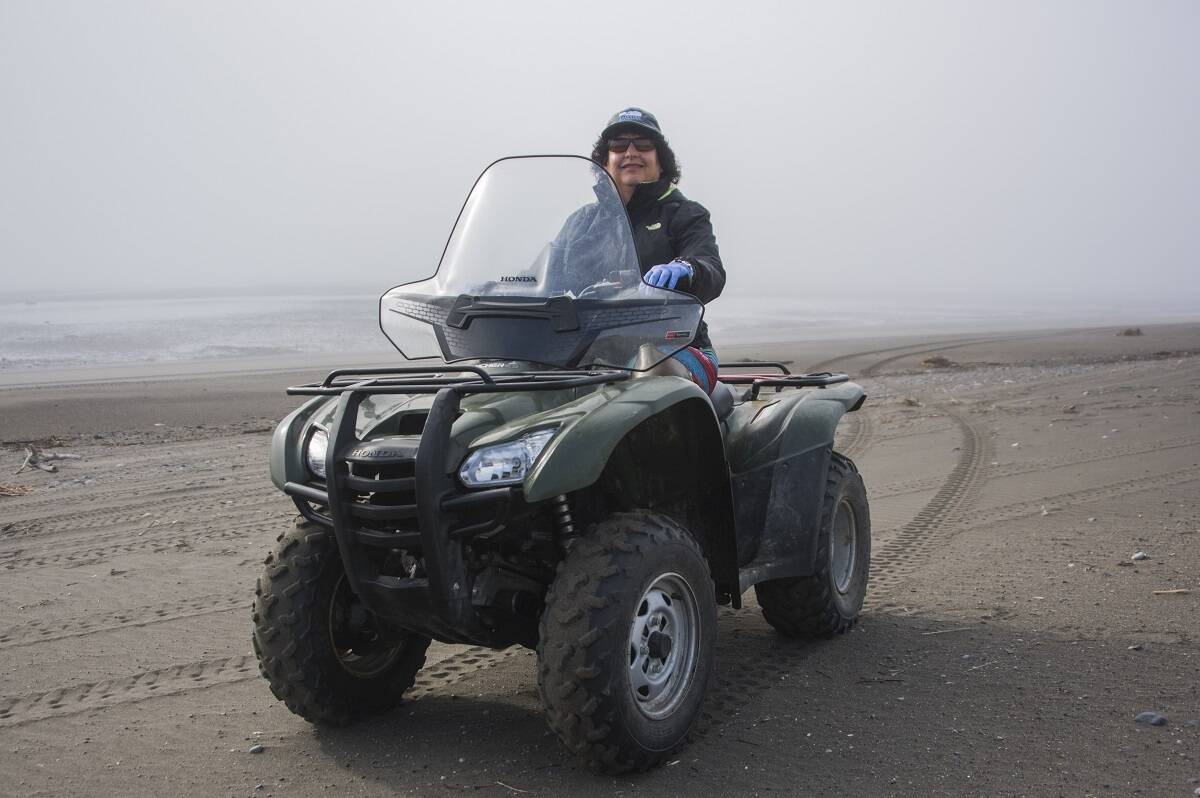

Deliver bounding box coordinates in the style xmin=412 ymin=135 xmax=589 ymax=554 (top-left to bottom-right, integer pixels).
xmin=2 ymin=2 xmax=1198 ymax=316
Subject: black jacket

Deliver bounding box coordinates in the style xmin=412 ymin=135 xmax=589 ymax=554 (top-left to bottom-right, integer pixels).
xmin=625 ymin=177 xmax=725 ymax=349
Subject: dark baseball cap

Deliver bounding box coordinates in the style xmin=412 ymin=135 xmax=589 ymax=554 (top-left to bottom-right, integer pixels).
xmin=600 ymin=107 xmax=663 ymax=140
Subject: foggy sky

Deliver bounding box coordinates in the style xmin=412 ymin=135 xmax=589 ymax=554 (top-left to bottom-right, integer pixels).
xmin=2 ymin=1 xmax=1198 ymax=310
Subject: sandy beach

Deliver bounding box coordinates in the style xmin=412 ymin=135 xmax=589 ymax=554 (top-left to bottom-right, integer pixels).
xmin=1 ymin=323 xmax=1198 ymax=796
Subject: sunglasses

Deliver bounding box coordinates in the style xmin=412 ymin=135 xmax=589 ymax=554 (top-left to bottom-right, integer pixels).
xmin=607 ymin=138 xmax=657 ymax=153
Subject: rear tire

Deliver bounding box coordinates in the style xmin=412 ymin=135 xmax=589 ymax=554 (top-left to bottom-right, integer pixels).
xmin=755 ymin=452 xmax=871 ymax=637
xmin=537 ymin=511 xmax=717 ymax=773
xmin=251 ymin=519 xmax=430 ymax=725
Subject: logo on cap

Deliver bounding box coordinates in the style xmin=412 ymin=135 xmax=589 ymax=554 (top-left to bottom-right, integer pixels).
xmin=618 ymin=110 xmax=643 ymax=121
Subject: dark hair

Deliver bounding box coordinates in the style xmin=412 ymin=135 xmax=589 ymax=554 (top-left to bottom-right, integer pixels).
xmin=590 ymin=132 xmax=681 ymax=185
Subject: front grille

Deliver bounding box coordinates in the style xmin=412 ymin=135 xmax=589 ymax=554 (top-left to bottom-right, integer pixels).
xmin=345 ymin=459 xmax=418 ymax=525
xmin=340 ymin=437 xmax=422 ymax=546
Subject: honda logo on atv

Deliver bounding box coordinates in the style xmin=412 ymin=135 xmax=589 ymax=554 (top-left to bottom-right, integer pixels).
xmin=350 ymin=448 xmax=407 ymax=458
xmin=500 ymin=275 xmax=537 ymax=283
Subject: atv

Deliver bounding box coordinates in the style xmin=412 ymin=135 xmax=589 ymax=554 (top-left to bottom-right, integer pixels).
xmin=253 ymin=155 xmax=870 ymax=773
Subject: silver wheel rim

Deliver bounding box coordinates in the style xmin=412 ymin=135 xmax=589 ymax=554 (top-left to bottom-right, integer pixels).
xmin=627 ymin=572 xmax=700 ymax=720
xmin=329 ymin=574 xmax=403 ymax=678
xmin=831 ymin=497 xmax=858 ymax=595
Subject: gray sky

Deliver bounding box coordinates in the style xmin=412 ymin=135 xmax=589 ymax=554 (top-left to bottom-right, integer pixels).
xmin=2 ymin=0 xmax=1197 ymax=309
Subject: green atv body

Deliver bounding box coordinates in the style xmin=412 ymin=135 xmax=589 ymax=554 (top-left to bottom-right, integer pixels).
xmin=253 ymin=155 xmax=871 ymax=773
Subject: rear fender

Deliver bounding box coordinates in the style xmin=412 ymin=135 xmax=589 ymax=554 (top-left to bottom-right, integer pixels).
xmin=725 ymin=382 xmax=865 ymax=589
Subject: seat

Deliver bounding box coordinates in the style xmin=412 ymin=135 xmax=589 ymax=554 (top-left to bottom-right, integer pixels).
xmin=710 ymin=380 xmax=736 ymax=421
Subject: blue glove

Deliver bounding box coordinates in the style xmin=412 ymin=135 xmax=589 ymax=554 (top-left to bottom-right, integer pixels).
xmin=643 ymin=260 xmax=694 ymax=290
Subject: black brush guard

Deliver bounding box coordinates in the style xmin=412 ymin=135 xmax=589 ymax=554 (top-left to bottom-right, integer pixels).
xmin=282 ymin=365 xmax=628 ymax=646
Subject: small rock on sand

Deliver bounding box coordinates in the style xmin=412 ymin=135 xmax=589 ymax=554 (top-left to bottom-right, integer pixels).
xmin=1132 ymin=551 xmax=1149 ymax=562
xmin=248 ymin=744 xmax=265 ymax=754
xmin=1134 ymin=712 xmax=1167 ymax=726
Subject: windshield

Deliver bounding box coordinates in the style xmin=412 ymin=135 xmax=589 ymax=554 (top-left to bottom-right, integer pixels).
xmin=379 ymin=155 xmax=702 ymax=370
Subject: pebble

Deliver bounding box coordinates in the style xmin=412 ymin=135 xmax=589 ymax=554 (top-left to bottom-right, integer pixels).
xmin=1132 ymin=551 xmax=1149 ymax=562
xmin=248 ymin=744 xmax=266 ymax=754
xmin=1128 ymin=643 xmax=1145 ymax=651
xmin=1134 ymin=712 xmax=1167 ymax=726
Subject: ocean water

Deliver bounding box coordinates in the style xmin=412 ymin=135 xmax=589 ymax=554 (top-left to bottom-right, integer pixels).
xmin=0 ymin=292 xmax=1194 ymax=372
xmin=0 ymin=294 xmax=392 ymax=371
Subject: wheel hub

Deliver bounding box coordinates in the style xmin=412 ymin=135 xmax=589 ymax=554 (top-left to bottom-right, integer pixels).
xmin=647 ymin=630 xmax=673 ymax=660
xmin=831 ymin=497 xmax=858 ymax=595
xmin=330 ymin=574 xmax=405 ymax=678
xmin=627 ymin=573 xmax=701 ymax=719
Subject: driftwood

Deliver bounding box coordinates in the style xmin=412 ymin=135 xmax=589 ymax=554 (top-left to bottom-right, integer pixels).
xmin=14 ymin=445 xmax=82 ymax=475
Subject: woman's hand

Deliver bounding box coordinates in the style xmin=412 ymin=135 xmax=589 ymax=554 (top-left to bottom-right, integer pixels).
xmin=642 ymin=260 xmax=694 ymax=290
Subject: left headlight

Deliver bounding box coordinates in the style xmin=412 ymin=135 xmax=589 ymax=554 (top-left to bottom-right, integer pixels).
xmin=459 ymin=427 xmax=558 ymax=488
xmin=305 ymin=427 xmax=328 ymax=479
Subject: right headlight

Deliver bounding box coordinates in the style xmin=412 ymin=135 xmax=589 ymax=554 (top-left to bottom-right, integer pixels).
xmin=458 ymin=427 xmax=558 ymax=488
xmin=305 ymin=426 xmax=328 ymax=479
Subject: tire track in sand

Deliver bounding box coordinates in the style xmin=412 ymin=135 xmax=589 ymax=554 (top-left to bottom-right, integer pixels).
xmin=834 ymin=409 xmax=874 ymax=460
xmin=961 ymin=467 xmax=1200 ymax=531
xmin=697 ymin=403 xmax=992 ymax=738
xmin=0 ymin=519 xmax=276 ymax=571
xmin=0 ymin=644 xmax=521 ymax=727
xmin=0 ymin=482 xmax=275 ymax=543
xmin=0 ymin=655 xmax=260 ymax=728
xmin=866 ymin=406 xmax=991 ymax=599
xmin=0 ymin=593 xmax=247 ymax=650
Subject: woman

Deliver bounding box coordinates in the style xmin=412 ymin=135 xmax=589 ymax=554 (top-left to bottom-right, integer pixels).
xmin=591 ymin=107 xmax=725 ymax=393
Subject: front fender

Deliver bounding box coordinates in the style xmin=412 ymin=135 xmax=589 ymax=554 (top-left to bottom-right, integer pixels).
xmin=516 ymin=376 xmax=711 ymax=503
xmin=268 ymin=395 xmax=335 ymax=490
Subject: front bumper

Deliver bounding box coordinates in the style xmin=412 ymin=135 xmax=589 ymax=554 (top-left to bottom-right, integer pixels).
xmin=280 ymin=366 xmax=627 ymax=645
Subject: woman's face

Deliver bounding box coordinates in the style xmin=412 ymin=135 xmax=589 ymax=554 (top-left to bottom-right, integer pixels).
xmin=605 ymin=133 xmax=662 ymax=191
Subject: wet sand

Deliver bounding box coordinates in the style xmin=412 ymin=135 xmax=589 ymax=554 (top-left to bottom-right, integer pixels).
xmin=0 ymin=323 xmax=1198 ymax=796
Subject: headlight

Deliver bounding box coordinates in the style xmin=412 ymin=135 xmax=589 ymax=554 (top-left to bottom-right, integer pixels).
xmin=459 ymin=427 xmax=557 ymax=487
xmin=305 ymin=427 xmax=328 ymax=479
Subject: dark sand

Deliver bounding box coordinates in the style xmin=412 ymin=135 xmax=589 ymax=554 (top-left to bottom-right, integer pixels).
xmin=1 ymin=323 xmax=1198 ymax=796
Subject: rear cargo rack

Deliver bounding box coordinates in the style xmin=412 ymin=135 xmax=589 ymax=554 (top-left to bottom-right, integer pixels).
xmin=718 ymin=362 xmax=849 ymax=400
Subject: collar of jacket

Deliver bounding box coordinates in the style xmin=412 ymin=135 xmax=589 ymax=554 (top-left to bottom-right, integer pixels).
xmin=626 ymin=177 xmax=677 ymax=217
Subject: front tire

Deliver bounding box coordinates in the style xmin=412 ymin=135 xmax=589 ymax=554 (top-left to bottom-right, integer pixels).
xmin=537 ymin=511 xmax=717 ymax=773
xmin=755 ymin=452 xmax=871 ymax=637
xmin=251 ymin=519 xmax=431 ymax=725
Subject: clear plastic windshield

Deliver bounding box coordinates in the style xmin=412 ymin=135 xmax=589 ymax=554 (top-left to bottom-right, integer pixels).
xmin=379 ymin=156 xmax=702 ymax=370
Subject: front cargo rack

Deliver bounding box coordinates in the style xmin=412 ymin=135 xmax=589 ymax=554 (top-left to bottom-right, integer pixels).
xmin=718 ymin=361 xmax=849 ymax=400
xmin=288 ymin=364 xmax=630 ymax=397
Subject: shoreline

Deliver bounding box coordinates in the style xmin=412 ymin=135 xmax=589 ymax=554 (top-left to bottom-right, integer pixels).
xmin=3 ymin=317 xmax=1198 ymax=391
xmin=1 ymin=321 xmax=1197 ymax=448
